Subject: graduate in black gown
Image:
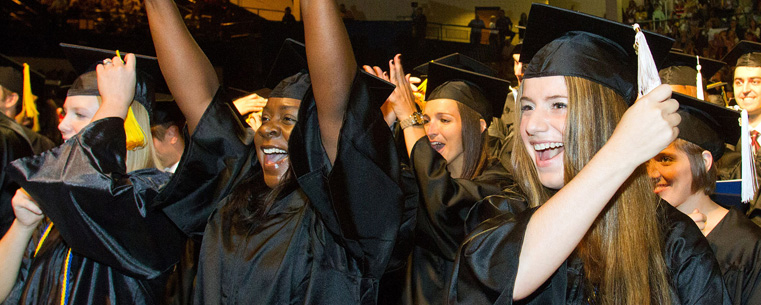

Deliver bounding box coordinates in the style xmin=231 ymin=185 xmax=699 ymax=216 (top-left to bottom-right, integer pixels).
xmin=648 ymin=93 xmax=761 ymax=305
xmin=447 ymin=4 xmax=729 ymax=304
xmin=658 ymin=51 xmax=725 ymax=100
xmin=365 ymin=54 xmax=517 ymax=305
xmin=0 ymin=55 xmax=55 ymax=237
xmin=144 ymin=0 xmax=407 ymax=303
xmin=0 ymin=49 xmax=187 ymax=304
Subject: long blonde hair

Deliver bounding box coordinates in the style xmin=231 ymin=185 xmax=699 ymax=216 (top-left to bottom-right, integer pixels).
xmin=96 ymin=97 xmax=155 ymax=172
xmin=511 ymin=76 xmax=671 ymax=305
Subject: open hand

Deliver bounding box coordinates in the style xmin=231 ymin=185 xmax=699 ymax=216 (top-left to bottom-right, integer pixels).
xmin=96 ymin=53 xmax=137 ymax=114
xmin=233 ymin=93 xmax=268 ymax=116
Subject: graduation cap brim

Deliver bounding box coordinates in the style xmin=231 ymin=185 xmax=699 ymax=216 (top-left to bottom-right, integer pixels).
xmin=60 ymin=43 xmax=169 ymax=95
xmin=264 ymin=39 xmax=308 ymax=89
xmin=425 ymin=61 xmax=509 ymax=122
xmin=661 ymin=51 xmax=725 ymax=80
xmin=672 ymin=92 xmax=740 ymax=159
xmin=358 ymin=70 xmax=396 ymax=108
xmin=412 ymin=53 xmax=497 ymax=77
xmin=722 ymin=40 xmax=761 ymax=67
xmin=520 ymin=4 xmax=673 ymax=66
xmin=0 ymin=53 xmax=46 ymax=97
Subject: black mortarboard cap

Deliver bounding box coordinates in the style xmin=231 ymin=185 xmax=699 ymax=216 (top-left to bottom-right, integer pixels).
xmin=413 ymin=53 xmax=498 ymax=77
xmin=722 ymin=40 xmax=761 ymax=67
xmin=425 ymin=61 xmax=509 ymax=126
xmin=0 ymin=53 xmax=46 ymax=99
xmin=659 ymin=51 xmax=725 ymax=86
xmin=673 ymin=92 xmax=740 ymax=159
xmin=60 ymin=43 xmax=166 ymax=118
xmin=521 ymin=4 xmax=674 ymax=104
xmin=264 ymin=38 xmax=311 ymax=100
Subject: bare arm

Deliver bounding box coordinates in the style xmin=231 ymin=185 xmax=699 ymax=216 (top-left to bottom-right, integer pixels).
xmin=144 ymin=0 xmax=219 ymax=134
xmin=301 ymin=0 xmax=356 ymax=164
xmin=0 ymin=190 xmax=43 ymax=301
xmin=513 ymin=85 xmax=680 ymax=299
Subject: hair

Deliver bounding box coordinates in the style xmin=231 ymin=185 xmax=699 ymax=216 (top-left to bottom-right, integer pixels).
xmin=672 ymin=138 xmax=717 ymax=194
xmin=124 ymin=100 xmax=156 ymax=172
xmin=456 ymin=101 xmax=489 ymax=179
xmin=511 ymin=76 xmax=672 ymax=305
xmin=221 ymin=164 xmax=300 ymax=239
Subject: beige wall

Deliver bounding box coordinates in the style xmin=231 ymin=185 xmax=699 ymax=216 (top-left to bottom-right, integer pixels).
xmin=237 ymin=0 xmax=617 ymax=24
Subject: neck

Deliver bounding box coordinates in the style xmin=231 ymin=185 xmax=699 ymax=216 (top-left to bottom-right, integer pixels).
xmin=675 ymin=191 xmax=727 ymax=236
xmin=447 ymin=155 xmax=464 ymax=179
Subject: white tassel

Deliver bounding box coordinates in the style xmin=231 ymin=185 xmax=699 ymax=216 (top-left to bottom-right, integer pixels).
xmin=633 ymin=24 xmax=661 ymax=98
xmin=741 ymin=109 xmax=758 ymax=203
xmin=696 ymin=56 xmax=704 ymax=100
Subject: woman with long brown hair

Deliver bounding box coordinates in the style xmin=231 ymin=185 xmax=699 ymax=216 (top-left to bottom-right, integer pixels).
xmin=446 ymin=4 xmax=729 ymax=304
xmin=368 ymin=54 xmax=516 ymax=304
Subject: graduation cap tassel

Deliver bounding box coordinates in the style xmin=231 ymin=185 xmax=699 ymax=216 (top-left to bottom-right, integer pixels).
xmin=17 ymin=63 xmax=40 ymax=132
xmin=124 ymin=105 xmax=146 ymax=151
xmin=633 ymin=24 xmax=661 ymax=98
xmin=696 ymin=56 xmax=704 ymax=100
xmin=741 ymin=109 xmax=758 ymax=203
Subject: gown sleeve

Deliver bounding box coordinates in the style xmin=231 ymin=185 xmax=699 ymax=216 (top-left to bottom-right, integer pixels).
xmin=153 ymin=88 xmax=258 ymax=237
xmin=288 ymin=70 xmax=408 ymax=278
xmin=410 ymin=137 xmax=515 ymax=261
xmin=6 ymin=117 xmax=185 ymax=280
xmin=448 ymin=201 xmax=537 ymax=304
xmin=661 ymin=203 xmax=732 ymax=305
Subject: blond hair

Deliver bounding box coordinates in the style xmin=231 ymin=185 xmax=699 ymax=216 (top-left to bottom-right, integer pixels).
xmin=512 ymin=76 xmax=671 ymax=305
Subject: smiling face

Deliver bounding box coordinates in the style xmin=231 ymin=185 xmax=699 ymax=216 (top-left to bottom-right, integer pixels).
xmin=254 ymin=97 xmax=300 ymax=189
xmin=734 ymin=66 xmax=761 ymax=121
xmin=58 ymin=95 xmax=100 ymax=141
xmin=520 ymin=76 xmax=568 ymax=189
xmin=423 ymin=98 xmax=465 ymax=168
xmin=647 ymin=142 xmax=695 ymax=207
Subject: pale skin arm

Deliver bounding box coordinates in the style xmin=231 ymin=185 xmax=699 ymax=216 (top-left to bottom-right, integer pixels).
xmin=364 ymin=54 xmax=426 ymax=158
xmin=144 ymin=0 xmax=219 ymax=134
xmin=513 ymin=85 xmax=680 ymax=299
xmin=0 ymin=190 xmax=44 ymax=301
xmin=301 ymin=0 xmax=356 ymax=164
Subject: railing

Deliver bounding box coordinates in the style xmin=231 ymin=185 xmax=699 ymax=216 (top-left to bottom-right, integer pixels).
xmin=425 ymin=22 xmax=519 ymax=44
xmin=231 ymin=2 xmax=285 ymax=21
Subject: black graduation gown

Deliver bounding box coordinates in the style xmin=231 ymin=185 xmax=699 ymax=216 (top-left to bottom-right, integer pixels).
xmin=449 ymin=199 xmax=731 ymax=304
xmin=3 ymin=117 xmax=186 ymax=305
xmin=159 ymin=72 xmax=406 ymax=304
xmin=706 ymin=208 xmax=761 ymax=305
xmin=403 ymin=137 xmax=517 ymax=305
xmin=0 ymin=112 xmax=54 ymax=236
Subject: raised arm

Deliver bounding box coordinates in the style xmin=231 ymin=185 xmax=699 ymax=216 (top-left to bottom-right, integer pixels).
xmin=0 ymin=190 xmax=42 ymax=301
xmin=144 ymin=0 xmax=219 ymax=133
xmin=513 ymin=84 xmax=680 ymax=299
xmin=301 ymin=0 xmax=357 ymax=164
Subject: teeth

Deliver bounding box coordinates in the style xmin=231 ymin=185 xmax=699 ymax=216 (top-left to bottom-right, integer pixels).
xmin=262 ymin=147 xmax=287 ymax=154
xmin=533 ymin=142 xmax=564 ymax=151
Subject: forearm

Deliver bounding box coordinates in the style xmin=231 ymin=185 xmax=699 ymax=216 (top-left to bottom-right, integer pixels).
xmin=403 ymin=126 xmax=426 ymax=158
xmin=145 ymin=0 xmax=218 ymax=133
xmin=0 ymin=221 xmax=36 ymax=301
xmin=513 ymin=144 xmax=641 ymax=299
xmin=302 ymin=0 xmax=356 ymax=164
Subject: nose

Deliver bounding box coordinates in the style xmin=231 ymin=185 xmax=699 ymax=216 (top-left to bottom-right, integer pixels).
xmin=646 ymin=160 xmax=661 ymax=179
xmin=523 ymin=108 xmax=549 ymax=136
xmin=58 ymin=116 xmax=71 ymax=134
xmin=743 ymin=81 xmax=753 ymax=96
xmin=258 ymin=121 xmax=281 ymax=138
xmin=425 ymin=120 xmax=438 ymax=139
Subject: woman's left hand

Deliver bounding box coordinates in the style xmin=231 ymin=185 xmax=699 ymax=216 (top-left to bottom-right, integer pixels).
xmin=96 ymin=53 xmax=137 ymax=115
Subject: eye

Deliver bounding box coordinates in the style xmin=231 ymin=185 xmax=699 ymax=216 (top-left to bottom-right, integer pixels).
xmin=520 ymin=104 xmax=534 ymax=112
xmin=261 ymin=115 xmax=271 ymax=123
xmin=735 ymin=79 xmax=744 ymax=86
xmin=552 ymin=102 xmax=567 ymax=109
xmin=753 ymin=79 xmax=761 ymax=86
xmin=440 ymin=118 xmax=451 ymax=124
xmin=75 ymin=112 xmax=88 ymax=119
xmin=284 ymin=115 xmax=298 ymax=124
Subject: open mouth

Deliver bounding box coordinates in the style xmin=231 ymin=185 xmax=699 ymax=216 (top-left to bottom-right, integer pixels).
xmin=262 ymin=147 xmax=289 ymax=169
xmin=653 ymin=183 xmax=670 ymax=194
xmin=430 ymin=141 xmax=445 ymax=153
xmin=533 ymin=142 xmax=564 ymax=162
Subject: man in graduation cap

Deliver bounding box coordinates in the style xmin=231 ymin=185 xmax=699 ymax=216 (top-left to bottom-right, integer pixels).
xmin=0 ymin=55 xmax=54 ymax=237
xmin=151 ymin=100 xmax=185 ymax=173
xmin=722 ymin=40 xmax=761 ymax=225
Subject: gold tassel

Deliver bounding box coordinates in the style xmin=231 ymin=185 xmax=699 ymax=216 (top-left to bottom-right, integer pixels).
xmin=124 ymin=106 xmax=145 ymax=150
xmin=15 ymin=63 xmax=40 ymax=132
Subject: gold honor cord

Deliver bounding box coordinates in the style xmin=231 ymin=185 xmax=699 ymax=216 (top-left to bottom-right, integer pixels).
xmin=32 ymin=222 xmax=73 ymax=305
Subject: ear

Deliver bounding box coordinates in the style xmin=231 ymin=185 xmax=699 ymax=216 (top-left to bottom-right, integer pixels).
xmin=3 ymin=92 xmax=19 ymax=113
xmin=167 ymin=125 xmax=180 ymax=144
xmin=701 ymin=150 xmax=713 ymax=173
xmin=479 ymin=119 xmax=487 ymax=133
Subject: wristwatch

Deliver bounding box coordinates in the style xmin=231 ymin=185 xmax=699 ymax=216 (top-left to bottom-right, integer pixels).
xmin=399 ymin=112 xmax=425 ymax=129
